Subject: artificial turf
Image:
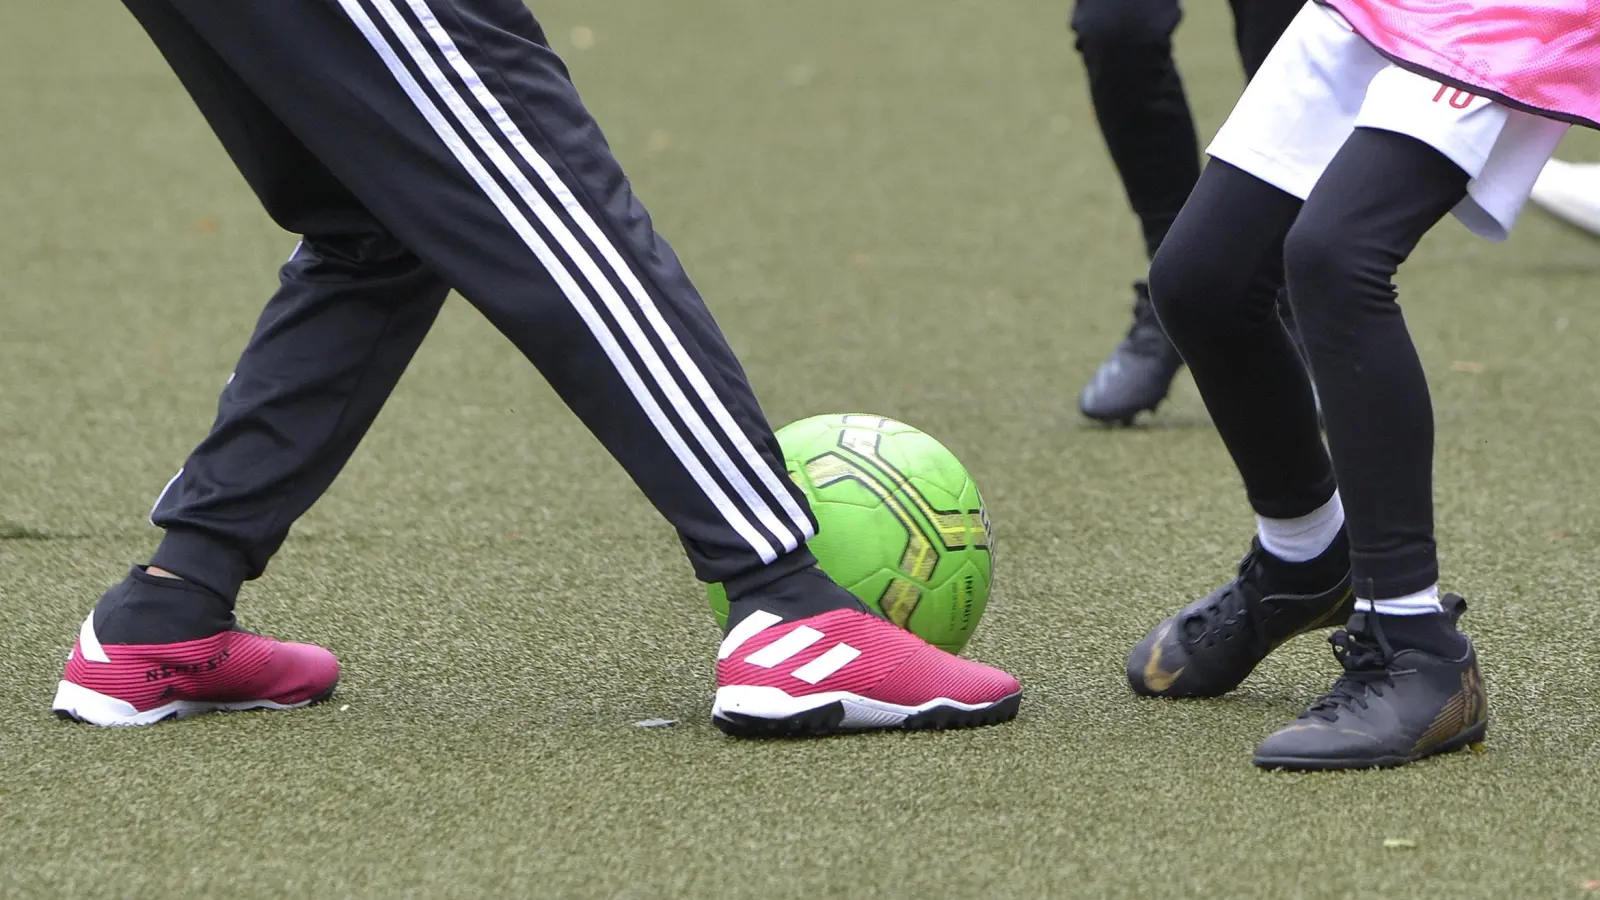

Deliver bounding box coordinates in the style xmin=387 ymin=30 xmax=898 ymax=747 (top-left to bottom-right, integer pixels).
xmin=3 ymin=2 xmax=1599 ymax=897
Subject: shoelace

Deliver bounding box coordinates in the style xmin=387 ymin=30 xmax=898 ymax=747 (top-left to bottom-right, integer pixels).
xmin=1179 ymin=550 xmax=1268 ymax=650
xmin=1302 ymin=627 xmax=1395 ymax=722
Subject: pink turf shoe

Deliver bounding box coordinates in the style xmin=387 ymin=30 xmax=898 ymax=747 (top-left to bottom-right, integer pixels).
xmin=52 ymin=614 xmax=340 ymax=726
xmin=713 ymin=608 xmax=1021 ymax=735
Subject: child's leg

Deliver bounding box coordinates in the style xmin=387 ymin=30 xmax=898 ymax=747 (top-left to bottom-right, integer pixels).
xmin=1249 ymin=125 xmax=1499 ymax=771
xmin=1123 ymin=4 xmax=1374 ymax=704
xmin=1283 ymin=127 xmax=1469 ymax=612
xmin=1148 ymin=160 xmax=1334 ymax=520
xmin=1127 ymin=160 xmax=1359 ymax=702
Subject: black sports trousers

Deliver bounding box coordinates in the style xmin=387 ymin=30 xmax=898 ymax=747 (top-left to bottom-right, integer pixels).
xmin=1148 ymin=129 xmax=1470 ymax=601
xmin=124 ymin=0 xmax=819 ymax=602
xmin=1071 ymin=0 xmax=1302 ymax=256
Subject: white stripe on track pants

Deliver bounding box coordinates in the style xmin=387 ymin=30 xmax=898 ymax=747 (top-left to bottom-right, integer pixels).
xmin=124 ymin=0 xmax=817 ymax=599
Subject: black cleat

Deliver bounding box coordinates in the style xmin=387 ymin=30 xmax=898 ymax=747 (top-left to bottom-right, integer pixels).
xmin=1079 ymin=281 xmax=1184 ymax=425
xmin=1127 ymin=535 xmax=1354 ymax=698
xmin=1253 ymin=595 xmax=1487 ymax=770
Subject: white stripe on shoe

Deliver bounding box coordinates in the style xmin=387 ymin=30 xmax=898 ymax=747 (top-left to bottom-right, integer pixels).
xmin=717 ymin=612 xmax=863 ymax=682
xmin=790 ymin=643 xmax=862 ymax=685
xmin=718 ymin=610 xmax=782 ymax=660
xmin=743 ymin=626 xmax=825 ymax=668
xmin=77 ymin=614 xmax=110 ymax=664
xmin=337 ymin=0 xmax=785 ymax=563
xmin=397 ymin=0 xmax=816 ymax=549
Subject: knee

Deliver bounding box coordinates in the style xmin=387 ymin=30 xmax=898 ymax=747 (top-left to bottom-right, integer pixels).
xmin=1147 ymin=238 xmax=1252 ymax=345
xmin=1283 ymin=215 xmax=1354 ymax=290
xmin=1282 ymin=214 xmax=1375 ymax=330
xmin=1071 ymin=0 xmax=1176 ymax=56
xmin=296 ymin=228 xmax=425 ymax=282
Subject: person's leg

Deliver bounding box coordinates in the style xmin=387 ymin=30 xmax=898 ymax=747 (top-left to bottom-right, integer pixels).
xmin=1226 ymin=0 xmax=1318 ymax=385
xmin=169 ymin=0 xmax=820 ymax=601
xmin=1071 ymin=0 xmax=1313 ymax=424
xmin=1069 ymin=0 xmax=1193 ymax=424
xmin=1070 ymin=0 xmax=1197 ymax=258
xmin=1253 ymin=127 xmax=1487 ymax=769
xmin=1148 ymin=164 xmax=1331 ymax=515
xmin=141 ymin=232 xmax=451 ymax=604
xmin=149 ymin=0 xmax=1019 ymax=733
xmin=1123 ymin=3 xmax=1392 ymax=700
xmin=56 ymin=0 xmax=445 ymax=725
xmin=1228 ymin=0 xmax=1305 ymax=78
xmin=129 ymin=0 xmax=452 ymax=610
xmin=1124 ymin=159 xmax=1353 ymax=699
xmin=1283 ymin=128 xmax=1465 ymax=610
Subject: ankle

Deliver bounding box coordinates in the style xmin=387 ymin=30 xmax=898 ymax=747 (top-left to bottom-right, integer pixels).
xmin=1355 ymin=584 xmax=1442 ymax=617
xmin=726 ymin=566 xmax=863 ymax=626
xmin=148 ymin=528 xmax=252 ymax=603
xmin=1256 ymin=491 xmax=1344 ymax=563
xmin=93 ymin=567 xmax=235 ymax=644
xmin=1256 ymin=529 xmax=1349 ymax=590
xmin=1372 ymin=610 xmax=1470 ymax=658
xmin=722 ymin=547 xmax=817 ymax=602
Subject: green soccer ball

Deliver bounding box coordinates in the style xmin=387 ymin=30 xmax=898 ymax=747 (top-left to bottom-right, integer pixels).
xmin=707 ymin=413 xmax=994 ymax=654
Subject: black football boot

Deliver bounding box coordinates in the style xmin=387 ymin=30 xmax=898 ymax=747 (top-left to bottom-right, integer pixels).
xmin=1252 ymin=594 xmax=1488 ymax=770
xmin=1127 ymin=533 xmax=1354 ymax=698
xmin=1079 ymin=281 xmax=1185 ymax=425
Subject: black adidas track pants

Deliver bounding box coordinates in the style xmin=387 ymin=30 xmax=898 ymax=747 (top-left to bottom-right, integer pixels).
xmin=125 ymin=0 xmax=819 ymax=601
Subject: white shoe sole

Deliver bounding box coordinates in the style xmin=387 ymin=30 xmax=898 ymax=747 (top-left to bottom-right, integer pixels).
xmin=711 ymin=684 xmax=1020 ymax=735
xmin=51 ymin=680 xmax=319 ymax=727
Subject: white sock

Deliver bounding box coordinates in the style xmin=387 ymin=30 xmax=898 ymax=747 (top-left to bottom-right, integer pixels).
xmin=1256 ymin=491 xmax=1345 ymax=563
xmin=1356 ymin=584 xmax=1443 ymax=616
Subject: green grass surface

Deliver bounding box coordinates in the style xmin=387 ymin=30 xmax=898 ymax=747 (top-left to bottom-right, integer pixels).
xmin=4 ymin=2 xmax=1600 ymax=897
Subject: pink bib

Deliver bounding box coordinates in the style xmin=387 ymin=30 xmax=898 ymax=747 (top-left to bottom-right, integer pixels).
xmin=1323 ymin=0 xmax=1600 ymax=128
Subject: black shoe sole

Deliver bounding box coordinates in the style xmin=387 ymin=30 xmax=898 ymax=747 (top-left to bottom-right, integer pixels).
xmin=714 ymin=692 xmax=1022 ymax=738
xmin=1080 ymin=400 xmax=1163 ymax=427
xmin=1251 ymin=721 xmax=1488 ymax=771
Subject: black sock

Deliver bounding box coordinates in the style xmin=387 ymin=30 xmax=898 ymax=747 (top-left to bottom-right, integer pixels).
xmin=1374 ymin=611 xmax=1470 ymax=658
xmin=91 ymin=567 xmax=235 ymax=644
xmin=724 ymin=566 xmax=866 ymax=628
xmin=1255 ymin=530 xmax=1351 ymax=594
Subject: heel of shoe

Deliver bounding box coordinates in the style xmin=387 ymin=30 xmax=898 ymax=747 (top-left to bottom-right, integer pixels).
xmin=51 ymin=681 xmax=159 ymax=727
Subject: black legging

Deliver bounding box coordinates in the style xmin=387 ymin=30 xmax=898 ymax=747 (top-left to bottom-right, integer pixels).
xmin=1148 ymin=128 xmax=1470 ymax=601
xmin=1071 ymin=0 xmax=1303 ymax=257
